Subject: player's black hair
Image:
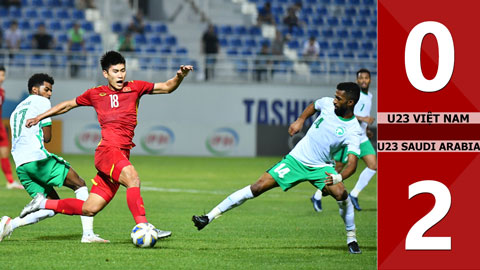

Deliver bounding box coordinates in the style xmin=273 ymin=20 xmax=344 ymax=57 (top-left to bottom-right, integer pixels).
xmin=356 ymin=68 xmax=371 ymax=78
xmin=337 ymin=82 xmax=360 ymax=105
xmin=0 ymin=66 xmax=5 ymax=72
xmin=100 ymin=51 xmax=126 ymax=71
xmin=28 ymin=73 xmax=54 ymax=93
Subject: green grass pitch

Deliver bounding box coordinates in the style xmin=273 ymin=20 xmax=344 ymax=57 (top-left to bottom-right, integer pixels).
xmin=0 ymin=155 xmax=376 ymax=269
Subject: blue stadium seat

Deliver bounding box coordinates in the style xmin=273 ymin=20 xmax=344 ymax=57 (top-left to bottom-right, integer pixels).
xmin=176 ymin=47 xmax=188 ymax=55
xmin=291 ymin=27 xmax=305 ymax=38
xmin=288 ymin=40 xmax=299 ymax=49
xmin=328 ymin=51 xmax=340 ymax=59
xmin=9 ymin=7 xmax=21 ymax=18
xmin=0 ymin=7 xmax=7 ymax=17
xmin=245 ymin=38 xmax=257 ymax=48
xmin=241 ymin=49 xmax=252 ymax=56
xmin=49 ymin=20 xmax=63 ymax=31
xmin=301 ymin=7 xmax=314 ymax=16
xmin=366 ymin=30 xmax=376 ymax=39
xmin=363 ymin=0 xmax=374 ymax=5
xmin=112 ymin=22 xmax=123 ymax=33
xmin=355 ymin=18 xmax=368 ymax=27
xmin=64 ymin=21 xmax=74 ymax=30
xmin=346 ymin=41 xmax=359 ymax=50
xmin=370 ymin=18 xmax=377 ymax=27
xmin=149 ymin=36 xmax=162 ymax=45
xmin=229 ymin=37 xmax=242 ymax=48
xmin=82 ymin=22 xmax=94 ymax=32
xmin=226 ymin=49 xmax=238 ymax=56
xmin=145 ymin=46 xmax=157 ymax=54
xmin=307 ymin=28 xmax=319 ymax=38
xmin=165 ymin=36 xmax=177 ymax=46
xmin=343 ymin=51 xmax=354 ymax=59
xmin=89 ymin=34 xmax=102 ymax=44
xmin=327 ymin=17 xmax=339 ymax=27
xmin=249 ymin=26 xmax=261 ymax=36
xmin=305 ymin=0 xmax=318 ymax=4
xmin=25 ymin=8 xmax=38 ymax=18
xmin=271 ymin=5 xmax=284 ymax=15
xmin=312 ymin=17 xmax=324 ymax=26
xmin=56 ymin=9 xmax=70 ymax=19
xmin=220 ymin=25 xmax=233 ymax=35
xmin=320 ymin=0 xmax=331 ymax=4
xmin=319 ymin=41 xmax=329 ymax=50
xmin=219 ymin=37 xmax=228 ymax=47
xmin=31 ymin=0 xmax=44 ymax=7
xmin=357 ymin=52 xmax=370 ymax=59
xmin=61 ymin=0 xmax=75 ymax=8
xmin=331 ymin=41 xmax=344 ymax=50
xmin=336 ymin=29 xmax=349 ymax=38
xmin=361 ymin=41 xmax=374 ymax=51
xmin=160 ymin=47 xmax=172 ymax=54
xmin=345 ymin=7 xmax=357 ymax=16
xmin=359 ymin=8 xmax=371 ymax=17
xmin=57 ymin=33 xmax=68 ymax=43
xmin=348 ymin=0 xmax=360 ymax=4
xmin=321 ymin=29 xmax=333 ymax=38
xmin=19 ymin=20 xmax=31 ymax=31
xmin=46 ymin=0 xmax=61 ymax=6
xmin=134 ymin=34 xmax=147 ymax=45
xmin=351 ymin=29 xmax=363 ymax=39
xmin=334 ymin=0 xmax=346 ymax=4
xmin=72 ymin=10 xmax=85 ymax=20
xmin=40 ymin=8 xmax=54 ymax=18
xmin=316 ymin=7 xmax=328 ymax=16
xmin=341 ymin=17 xmax=353 ymax=27
xmin=234 ymin=25 xmax=247 ymax=35
xmin=143 ymin=23 xmax=153 ymax=33
xmin=2 ymin=21 xmax=11 ymax=29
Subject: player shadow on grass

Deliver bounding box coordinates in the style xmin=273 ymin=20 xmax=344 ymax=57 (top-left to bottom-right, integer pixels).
xmin=35 ymin=234 xmax=81 ymax=241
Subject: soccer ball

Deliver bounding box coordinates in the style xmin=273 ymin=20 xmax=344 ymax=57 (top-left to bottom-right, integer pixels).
xmin=131 ymin=223 xmax=158 ymax=248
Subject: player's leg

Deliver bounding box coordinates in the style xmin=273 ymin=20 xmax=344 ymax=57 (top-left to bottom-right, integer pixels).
xmin=310 ymin=148 xmax=347 ymax=212
xmin=350 ymin=141 xmax=377 ymax=210
xmin=1 ymin=169 xmax=56 ymax=241
xmin=0 ymin=143 xmax=22 ymax=189
xmin=192 ymin=172 xmax=279 ymax=230
xmin=323 ymin=183 xmax=361 ymax=254
xmin=62 ymin=167 xmax=109 ymax=243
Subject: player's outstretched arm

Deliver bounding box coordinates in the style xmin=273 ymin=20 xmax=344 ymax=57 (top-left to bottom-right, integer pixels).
xmin=25 ymin=98 xmax=79 ymax=128
xmin=151 ymin=65 xmax=194 ymax=94
xmin=288 ymin=102 xmax=317 ymax=136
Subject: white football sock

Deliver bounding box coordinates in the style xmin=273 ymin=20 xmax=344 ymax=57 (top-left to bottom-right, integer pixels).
xmin=338 ymin=198 xmax=355 ymax=231
xmin=207 ymin=185 xmax=254 ymax=222
xmin=350 ymin=167 xmax=376 ymax=197
xmin=10 ymin=210 xmax=55 ymax=230
xmin=313 ymin=189 xmax=323 ymax=200
xmin=75 ymin=186 xmax=94 ymax=236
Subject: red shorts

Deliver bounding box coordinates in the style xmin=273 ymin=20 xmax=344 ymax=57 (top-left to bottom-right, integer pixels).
xmin=90 ymin=145 xmax=132 ymax=202
xmin=0 ymin=124 xmax=8 ymax=147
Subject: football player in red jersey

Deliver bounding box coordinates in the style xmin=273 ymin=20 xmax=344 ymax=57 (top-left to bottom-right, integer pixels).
xmin=22 ymin=51 xmax=193 ymax=238
xmin=0 ymin=66 xmax=24 ymax=190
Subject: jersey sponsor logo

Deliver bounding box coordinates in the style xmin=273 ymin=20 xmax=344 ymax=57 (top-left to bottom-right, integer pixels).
xmin=99 ymin=93 xmax=107 ymax=96
xmin=140 ymin=126 xmax=175 ymax=154
xmin=335 ymin=127 xmax=345 ymax=136
xmin=75 ymin=124 xmax=101 ymax=153
xmin=206 ymin=127 xmax=239 ymax=156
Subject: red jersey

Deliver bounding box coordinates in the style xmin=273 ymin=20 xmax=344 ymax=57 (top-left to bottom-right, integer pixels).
xmin=0 ymin=87 xmax=5 ymax=119
xmin=76 ymin=80 xmax=154 ymax=149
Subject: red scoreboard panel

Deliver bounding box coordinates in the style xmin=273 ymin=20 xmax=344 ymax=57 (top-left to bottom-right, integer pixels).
xmin=378 ymin=0 xmax=480 ymax=269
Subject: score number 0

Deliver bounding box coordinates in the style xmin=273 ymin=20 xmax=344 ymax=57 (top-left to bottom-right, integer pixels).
xmin=403 ymin=21 xmax=454 ymax=250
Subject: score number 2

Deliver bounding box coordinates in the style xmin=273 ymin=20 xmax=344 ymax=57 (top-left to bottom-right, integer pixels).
xmin=404 ymin=21 xmax=453 ymax=250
